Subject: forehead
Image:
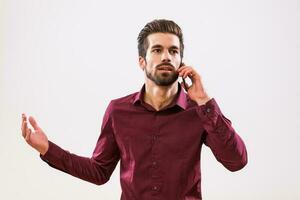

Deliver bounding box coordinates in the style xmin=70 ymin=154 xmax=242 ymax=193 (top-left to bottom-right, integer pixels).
xmin=147 ymin=33 xmax=180 ymax=48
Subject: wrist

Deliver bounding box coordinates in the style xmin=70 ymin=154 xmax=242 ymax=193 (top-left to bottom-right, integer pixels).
xmin=195 ymin=96 xmax=211 ymax=106
xmin=39 ymin=141 xmax=49 ymax=156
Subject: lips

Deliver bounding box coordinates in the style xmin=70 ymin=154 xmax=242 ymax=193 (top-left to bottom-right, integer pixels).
xmin=157 ymin=65 xmax=174 ymax=71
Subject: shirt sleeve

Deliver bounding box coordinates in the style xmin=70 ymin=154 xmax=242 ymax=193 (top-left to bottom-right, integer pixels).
xmin=40 ymin=101 xmax=120 ymax=185
xmin=196 ymin=98 xmax=248 ymax=171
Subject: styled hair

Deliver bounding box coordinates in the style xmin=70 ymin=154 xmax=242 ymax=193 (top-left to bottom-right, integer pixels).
xmin=137 ymin=19 xmax=184 ymax=59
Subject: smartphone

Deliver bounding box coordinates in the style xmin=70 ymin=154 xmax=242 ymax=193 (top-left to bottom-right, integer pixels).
xmin=180 ymin=62 xmax=189 ymax=92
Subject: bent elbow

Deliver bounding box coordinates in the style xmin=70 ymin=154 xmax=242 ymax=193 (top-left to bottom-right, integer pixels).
xmin=93 ymin=178 xmax=109 ymax=186
xmin=229 ymin=158 xmax=247 ymax=172
xmin=227 ymin=152 xmax=248 ymax=172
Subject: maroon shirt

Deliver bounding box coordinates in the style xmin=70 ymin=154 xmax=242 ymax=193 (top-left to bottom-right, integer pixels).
xmin=41 ymin=84 xmax=247 ymax=200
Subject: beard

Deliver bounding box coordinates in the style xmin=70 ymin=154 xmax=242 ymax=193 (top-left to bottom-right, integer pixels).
xmin=145 ymin=67 xmax=179 ymax=86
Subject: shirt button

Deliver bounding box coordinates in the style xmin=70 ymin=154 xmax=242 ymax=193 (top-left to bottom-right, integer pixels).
xmin=206 ymin=107 xmax=211 ymax=113
xmin=153 ymin=186 xmax=158 ymax=191
xmin=152 ymin=162 xmax=158 ymax=170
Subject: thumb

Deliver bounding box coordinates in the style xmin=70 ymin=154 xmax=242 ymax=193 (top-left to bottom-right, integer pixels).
xmin=29 ymin=116 xmax=40 ymax=130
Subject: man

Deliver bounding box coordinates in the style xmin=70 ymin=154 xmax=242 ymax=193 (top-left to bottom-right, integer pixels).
xmin=21 ymin=19 xmax=247 ymax=200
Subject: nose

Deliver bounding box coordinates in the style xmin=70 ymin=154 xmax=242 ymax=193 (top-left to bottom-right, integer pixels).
xmin=161 ymin=50 xmax=171 ymax=63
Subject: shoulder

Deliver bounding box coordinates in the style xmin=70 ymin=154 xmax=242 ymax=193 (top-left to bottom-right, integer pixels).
xmin=106 ymin=92 xmax=138 ymax=113
xmin=111 ymin=92 xmax=138 ymax=105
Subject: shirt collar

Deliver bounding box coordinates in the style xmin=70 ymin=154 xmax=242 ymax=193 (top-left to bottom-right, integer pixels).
xmin=132 ymin=83 xmax=188 ymax=110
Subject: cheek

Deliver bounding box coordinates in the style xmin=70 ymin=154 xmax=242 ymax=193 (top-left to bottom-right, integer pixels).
xmin=145 ymin=54 xmax=153 ymax=62
xmin=146 ymin=53 xmax=160 ymax=62
xmin=145 ymin=57 xmax=155 ymax=67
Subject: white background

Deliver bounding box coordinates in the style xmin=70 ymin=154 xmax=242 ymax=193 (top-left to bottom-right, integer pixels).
xmin=1 ymin=0 xmax=300 ymax=199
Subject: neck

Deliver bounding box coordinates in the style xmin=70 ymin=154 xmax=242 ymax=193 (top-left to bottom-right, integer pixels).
xmin=144 ymin=80 xmax=178 ymax=111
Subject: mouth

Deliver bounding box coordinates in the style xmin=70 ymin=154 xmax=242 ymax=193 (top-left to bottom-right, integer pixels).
xmin=157 ymin=65 xmax=174 ymax=71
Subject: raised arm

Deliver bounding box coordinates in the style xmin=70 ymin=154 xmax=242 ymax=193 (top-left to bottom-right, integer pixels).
xmin=21 ymin=103 xmax=120 ymax=185
xmin=178 ymin=65 xmax=247 ymax=171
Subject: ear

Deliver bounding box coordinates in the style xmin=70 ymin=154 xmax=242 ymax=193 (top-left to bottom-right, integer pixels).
xmin=138 ymin=56 xmax=146 ymax=71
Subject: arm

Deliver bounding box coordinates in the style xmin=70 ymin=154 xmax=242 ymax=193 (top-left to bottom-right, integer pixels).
xmin=197 ymin=98 xmax=248 ymax=171
xmin=178 ymin=65 xmax=248 ymax=171
xmin=21 ymin=102 xmax=120 ymax=185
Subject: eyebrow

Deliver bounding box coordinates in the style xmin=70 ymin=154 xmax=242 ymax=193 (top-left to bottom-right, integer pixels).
xmin=151 ymin=44 xmax=179 ymax=50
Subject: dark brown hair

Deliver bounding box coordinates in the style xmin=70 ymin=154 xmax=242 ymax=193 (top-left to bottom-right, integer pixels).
xmin=137 ymin=19 xmax=184 ymax=59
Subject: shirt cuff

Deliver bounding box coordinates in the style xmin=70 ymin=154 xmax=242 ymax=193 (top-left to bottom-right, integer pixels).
xmin=40 ymin=141 xmax=66 ymax=166
xmin=196 ymin=98 xmax=223 ymax=127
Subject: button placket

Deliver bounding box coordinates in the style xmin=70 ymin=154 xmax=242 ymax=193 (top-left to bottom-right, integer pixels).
xmin=151 ymin=138 xmax=159 ymax=177
xmin=150 ymin=112 xmax=162 ymax=193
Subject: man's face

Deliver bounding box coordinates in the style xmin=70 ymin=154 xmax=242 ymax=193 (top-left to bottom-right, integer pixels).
xmin=139 ymin=33 xmax=182 ymax=86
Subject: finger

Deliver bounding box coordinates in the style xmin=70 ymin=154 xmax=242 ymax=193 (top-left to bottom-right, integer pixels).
xmin=22 ymin=121 xmax=28 ymax=138
xmin=22 ymin=114 xmax=28 ymax=138
xmin=22 ymin=113 xmax=26 ymax=120
xmin=23 ymin=124 xmax=29 ymax=140
xmin=178 ymin=66 xmax=195 ymax=77
xmin=29 ymin=116 xmax=40 ymax=131
xmin=25 ymin=128 xmax=32 ymax=143
xmin=177 ymin=65 xmax=190 ymax=73
xmin=182 ymin=69 xmax=194 ymax=79
xmin=21 ymin=113 xmax=26 ymax=127
xmin=178 ymin=67 xmax=191 ymax=77
xmin=21 ymin=115 xmax=26 ymax=132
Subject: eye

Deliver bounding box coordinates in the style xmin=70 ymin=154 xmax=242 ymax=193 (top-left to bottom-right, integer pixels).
xmin=152 ymin=49 xmax=161 ymax=53
xmin=170 ymin=50 xmax=178 ymax=54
